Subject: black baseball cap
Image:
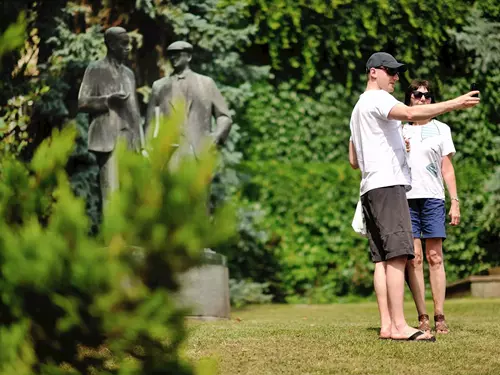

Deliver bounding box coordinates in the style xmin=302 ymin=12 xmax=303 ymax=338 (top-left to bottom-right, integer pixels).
xmin=366 ymin=52 xmax=407 ymax=73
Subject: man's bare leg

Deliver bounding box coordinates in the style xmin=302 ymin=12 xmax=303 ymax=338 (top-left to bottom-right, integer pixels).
xmin=388 ymin=255 xmax=433 ymax=340
xmin=374 ymin=262 xmax=391 ymax=338
xmin=426 ymin=238 xmax=449 ymax=333
xmin=406 ymin=238 xmax=430 ymax=330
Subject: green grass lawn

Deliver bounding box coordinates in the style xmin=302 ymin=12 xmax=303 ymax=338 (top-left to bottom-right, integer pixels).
xmin=185 ymin=298 xmax=500 ymax=375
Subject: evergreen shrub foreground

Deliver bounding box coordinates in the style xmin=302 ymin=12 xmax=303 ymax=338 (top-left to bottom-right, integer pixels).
xmin=0 ymin=112 xmax=235 ymax=374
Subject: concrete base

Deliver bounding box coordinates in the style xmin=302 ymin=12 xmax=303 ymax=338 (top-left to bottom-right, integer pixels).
xmin=176 ymin=249 xmax=230 ymax=319
xmin=446 ymin=274 xmax=500 ymax=298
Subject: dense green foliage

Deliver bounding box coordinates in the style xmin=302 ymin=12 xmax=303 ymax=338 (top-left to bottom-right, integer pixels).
xmin=0 ymin=112 xmax=234 ymax=373
xmin=240 ymin=80 xmax=355 ymax=163
xmin=240 ymin=159 xmax=497 ymax=302
xmin=0 ymin=12 xmax=26 ymax=65
xmin=444 ymin=161 xmax=499 ymax=278
xmin=243 ymin=161 xmax=371 ymax=302
xmin=234 ymin=1 xmax=499 ymax=300
xmin=480 ymin=166 xmax=500 ymax=247
xmin=229 ymin=279 xmax=273 ymax=308
xmin=230 ymin=0 xmax=472 ymax=88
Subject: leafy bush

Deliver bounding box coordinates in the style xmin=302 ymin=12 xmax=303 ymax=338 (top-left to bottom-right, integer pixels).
xmin=229 ymin=279 xmax=273 ymax=308
xmin=226 ymin=0 xmax=471 ymax=88
xmin=480 ymin=166 xmax=500 ymax=236
xmin=444 ymin=161 xmax=500 ymax=280
xmin=442 ymin=9 xmax=500 ymax=166
xmin=216 ymin=200 xmax=284 ymax=299
xmin=0 ymin=112 xmax=235 ymax=373
xmin=0 ymin=12 xmax=26 ymax=59
xmin=66 ymin=114 xmax=100 ymax=235
xmin=240 ymin=81 xmax=356 ymax=163
xmin=476 ymin=165 xmax=500 ymax=265
xmin=241 ymin=159 xmax=498 ymax=301
xmin=242 ymin=161 xmax=372 ymax=303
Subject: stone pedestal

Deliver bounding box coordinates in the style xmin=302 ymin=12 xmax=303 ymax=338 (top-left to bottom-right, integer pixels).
xmin=446 ymin=273 xmax=500 ymax=298
xmin=177 ymin=249 xmax=230 ymax=320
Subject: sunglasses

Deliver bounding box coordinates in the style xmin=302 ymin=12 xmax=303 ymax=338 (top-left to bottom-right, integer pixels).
xmin=375 ymin=66 xmax=400 ymax=76
xmin=412 ymin=90 xmax=432 ymax=100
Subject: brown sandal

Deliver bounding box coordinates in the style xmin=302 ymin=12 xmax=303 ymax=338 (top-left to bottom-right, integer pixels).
xmin=418 ymin=314 xmax=431 ymax=332
xmin=434 ymin=314 xmax=449 ymax=334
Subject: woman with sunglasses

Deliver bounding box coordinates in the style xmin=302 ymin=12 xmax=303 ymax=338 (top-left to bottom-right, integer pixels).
xmin=402 ymin=79 xmax=460 ymax=335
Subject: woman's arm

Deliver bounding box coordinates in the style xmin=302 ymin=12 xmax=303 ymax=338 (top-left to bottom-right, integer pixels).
xmin=442 ymin=154 xmax=460 ymax=225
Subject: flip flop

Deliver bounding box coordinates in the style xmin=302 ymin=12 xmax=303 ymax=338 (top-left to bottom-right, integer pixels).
xmin=393 ymin=330 xmax=436 ymax=342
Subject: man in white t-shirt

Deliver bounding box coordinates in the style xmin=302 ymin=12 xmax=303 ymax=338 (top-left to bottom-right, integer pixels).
xmin=348 ymin=52 xmax=480 ymax=342
xmin=402 ymin=79 xmax=460 ymax=335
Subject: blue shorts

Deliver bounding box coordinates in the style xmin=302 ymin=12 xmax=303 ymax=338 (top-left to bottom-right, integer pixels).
xmin=408 ymin=198 xmax=446 ymax=239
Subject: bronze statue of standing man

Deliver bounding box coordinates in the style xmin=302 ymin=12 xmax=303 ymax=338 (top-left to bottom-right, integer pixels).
xmin=78 ymin=27 xmax=142 ymax=206
xmin=145 ymin=41 xmax=232 ymax=164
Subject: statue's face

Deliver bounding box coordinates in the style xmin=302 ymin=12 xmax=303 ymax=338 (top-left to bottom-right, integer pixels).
xmin=168 ymin=50 xmax=191 ymax=70
xmin=109 ymin=33 xmax=131 ymax=61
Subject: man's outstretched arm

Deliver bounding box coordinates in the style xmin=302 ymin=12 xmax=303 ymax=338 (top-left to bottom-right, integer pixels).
xmin=388 ymin=91 xmax=480 ymax=123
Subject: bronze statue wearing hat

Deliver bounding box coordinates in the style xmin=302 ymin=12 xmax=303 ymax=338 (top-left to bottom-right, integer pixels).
xmin=145 ymin=41 xmax=232 ymax=163
xmin=78 ymin=27 xmax=142 ymax=205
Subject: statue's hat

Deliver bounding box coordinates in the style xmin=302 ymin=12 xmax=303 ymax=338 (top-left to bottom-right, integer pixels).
xmin=166 ymin=41 xmax=193 ymax=52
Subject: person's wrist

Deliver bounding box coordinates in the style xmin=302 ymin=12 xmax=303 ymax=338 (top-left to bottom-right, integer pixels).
xmin=450 ymin=97 xmax=460 ymax=110
xmin=451 ymin=196 xmax=460 ymax=204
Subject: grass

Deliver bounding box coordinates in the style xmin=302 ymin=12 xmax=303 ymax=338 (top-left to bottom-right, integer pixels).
xmin=185 ymin=298 xmax=500 ymax=375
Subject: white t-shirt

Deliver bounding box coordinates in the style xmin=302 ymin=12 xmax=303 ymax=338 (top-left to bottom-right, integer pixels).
xmin=350 ymin=90 xmax=411 ymax=195
xmin=402 ymin=119 xmax=455 ymax=200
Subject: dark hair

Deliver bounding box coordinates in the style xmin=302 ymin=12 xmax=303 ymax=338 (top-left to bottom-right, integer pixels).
xmin=404 ymin=79 xmax=434 ymax=106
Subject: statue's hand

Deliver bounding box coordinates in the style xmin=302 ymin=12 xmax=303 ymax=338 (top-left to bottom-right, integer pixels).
xmin=209 ymin=137 xmax=220 ymax=153
xmin=107 ymin=92 xmax=130 ymax=107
